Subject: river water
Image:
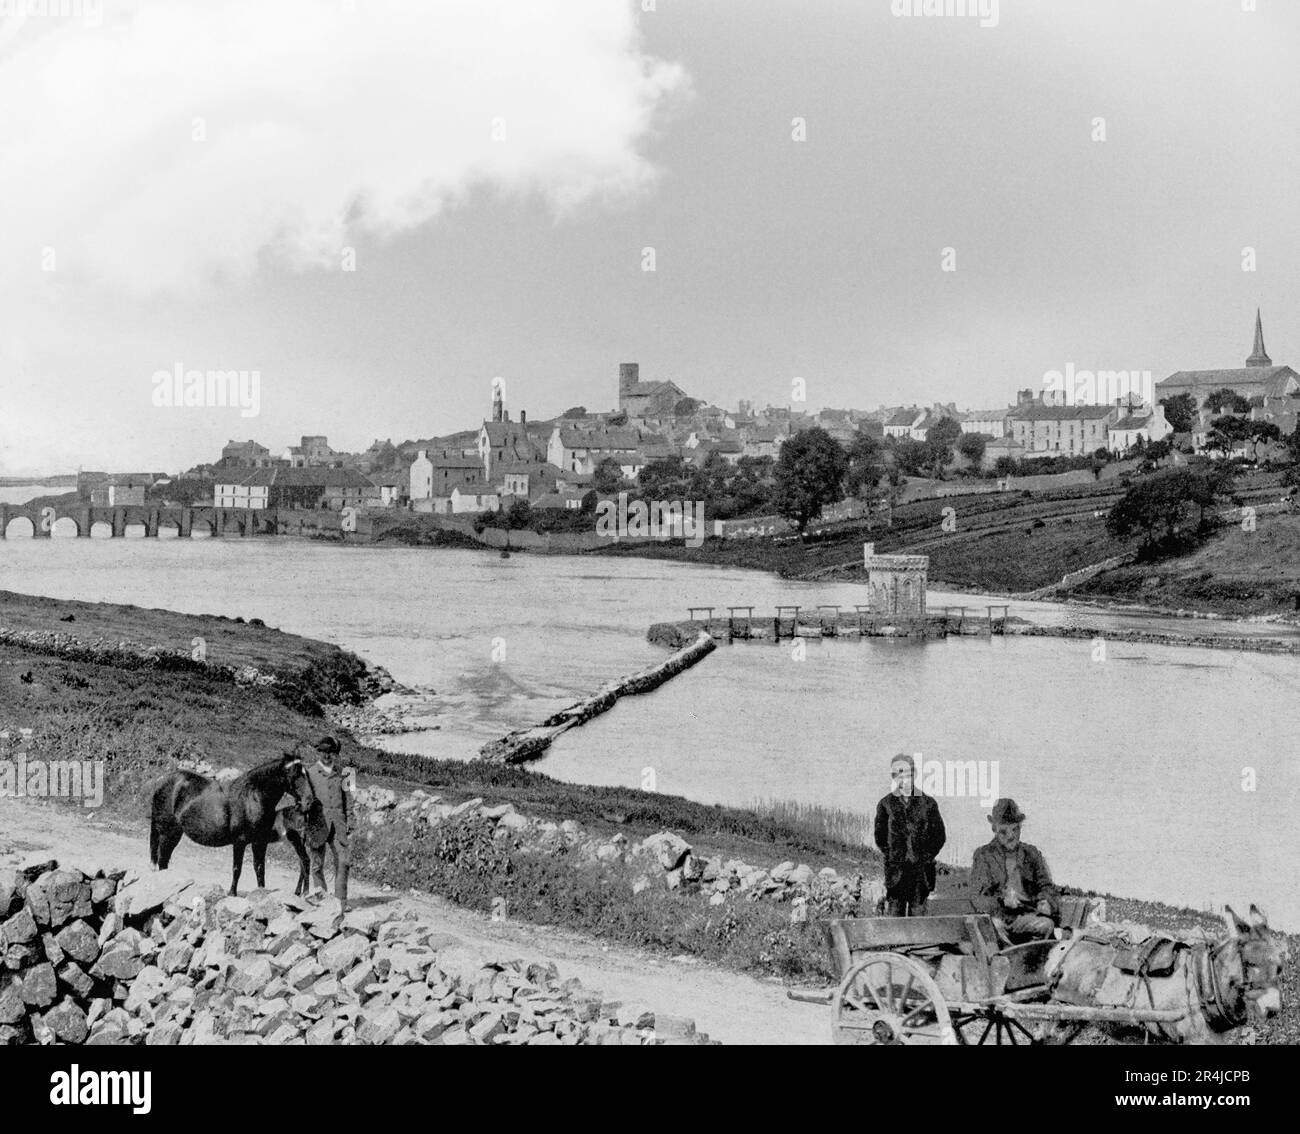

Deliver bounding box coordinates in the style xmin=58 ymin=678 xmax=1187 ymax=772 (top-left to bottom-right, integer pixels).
xmin=1 ymin=535 xmax=1296 ymax=929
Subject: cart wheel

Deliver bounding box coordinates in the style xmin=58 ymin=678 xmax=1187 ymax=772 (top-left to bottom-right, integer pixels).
xmin=952 ymin=1010 xmax=1047 ymax=1046
xmin=832 ymin=953 xmax=956 ymax=1045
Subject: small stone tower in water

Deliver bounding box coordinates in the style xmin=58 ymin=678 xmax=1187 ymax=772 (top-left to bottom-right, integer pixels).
xmin=863 ymin=542 xmax=929 ymax=617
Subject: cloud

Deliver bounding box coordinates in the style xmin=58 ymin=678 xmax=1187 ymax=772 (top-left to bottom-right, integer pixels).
xmin=0 ymin=0 xmax=690 ymax=297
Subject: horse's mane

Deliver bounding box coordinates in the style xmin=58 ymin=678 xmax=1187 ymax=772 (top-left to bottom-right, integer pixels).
xmin=232 ymin=754 xmax=295 ymax=793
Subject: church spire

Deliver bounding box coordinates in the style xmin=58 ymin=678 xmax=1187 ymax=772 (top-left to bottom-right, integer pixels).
xmin=1246 ymin=308 xmax=1272 ymax=367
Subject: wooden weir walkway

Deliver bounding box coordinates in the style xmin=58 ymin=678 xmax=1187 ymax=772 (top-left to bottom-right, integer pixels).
xmin=680 ymin=603 xmax=1011 ymax=641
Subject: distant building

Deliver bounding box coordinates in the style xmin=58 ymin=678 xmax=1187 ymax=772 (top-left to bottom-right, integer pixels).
xmin=214 ymin=468 xmax=375 ymax=510
xmin=981 ymin=435 xmax=1028 ymax=469
xmin=1007 ymin=404 xmax=1115 ymax=457
xmin=89 ymin=477 xmax=147 ymax=507
xmin=479 ymin=415 xmax=544 ymax=479
xmin=220 ymin=439 xmax=272 ymax=468
xmin=547 ymin=424 xmax=642 ymax=474
xmin=1108 ymin=403 xmax=1172 ymax=455
xmin=1156 ymin=310 xmax=1300 ymax=407
xmin=863 ymin=542 xmax=928 ymax=618
xmin=883 ymin=408 xmax=928 ymax=441
xmin=450 ymin=483 xmax=501 ymax=513
xmin=281 ymin=435 xmax=337 ymax=468
xmin=959 ymin=410 xmax=1009 ymax=439
xmin=617 ymin=363 xmax=686 ymax=418
xmin=410 ymin=449 xmax=483 ymax=501
xmin=742 ymin=424 xmax=784 ymax=459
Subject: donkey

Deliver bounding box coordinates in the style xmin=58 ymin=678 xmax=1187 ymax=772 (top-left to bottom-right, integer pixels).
xmin=1045 ymin=904 xmax=1289 ymax=1044
xmin=149 ymin=753 xmax=321 ymax=896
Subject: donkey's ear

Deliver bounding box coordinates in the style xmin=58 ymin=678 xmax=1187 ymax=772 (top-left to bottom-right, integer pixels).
xmin=1223 ymin=906 xmax=1248 ymax=938
xmin=1247 ymin=905 xmax=1269 ymax=931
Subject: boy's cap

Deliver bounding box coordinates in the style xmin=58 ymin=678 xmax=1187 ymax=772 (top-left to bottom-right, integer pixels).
xmin=314 ymin=736 xmax=340 ymax=755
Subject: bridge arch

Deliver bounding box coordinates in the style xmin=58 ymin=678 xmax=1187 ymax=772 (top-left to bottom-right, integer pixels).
xmin=90 ymin=521 xmax=114 ymax=539
xmin=4 ymin=516 xmax=35 ymax=539
xmin=51 ymin=516 xmax=80 ymax=538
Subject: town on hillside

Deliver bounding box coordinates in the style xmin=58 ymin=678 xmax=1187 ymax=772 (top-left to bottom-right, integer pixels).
xmin=58 ymin=312 xmax=1300 ymax=529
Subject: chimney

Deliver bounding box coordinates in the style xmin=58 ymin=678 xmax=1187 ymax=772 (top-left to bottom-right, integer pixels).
xmin=619 ymin=362 xmax=639 ymax=395
xmin=521 ymin=409 xmax=526 ymax=425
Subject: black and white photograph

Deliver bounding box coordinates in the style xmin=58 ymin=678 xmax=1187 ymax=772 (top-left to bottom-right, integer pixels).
xmin=1 ymin=0 xmax=1296 ymax=1101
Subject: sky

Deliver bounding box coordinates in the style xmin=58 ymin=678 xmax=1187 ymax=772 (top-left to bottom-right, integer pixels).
xmin=1 ymin=0 xmax=1298 ymax=475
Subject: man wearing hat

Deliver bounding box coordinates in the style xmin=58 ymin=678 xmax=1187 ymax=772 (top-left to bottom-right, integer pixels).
xmin=304 ymin=736 xmax=354 ymax=908
xmin=969 ymin=798 xmax=1058 ymax=942
xmin=873 ymin=753 xmax=947 ymax=917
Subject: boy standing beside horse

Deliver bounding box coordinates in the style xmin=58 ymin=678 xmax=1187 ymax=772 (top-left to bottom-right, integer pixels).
xmin=302 ymin=736 xmax=355 ymax=909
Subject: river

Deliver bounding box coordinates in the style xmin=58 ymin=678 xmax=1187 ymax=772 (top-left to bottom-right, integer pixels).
xmin=0 ymin=535 xmax=1296 ymax=928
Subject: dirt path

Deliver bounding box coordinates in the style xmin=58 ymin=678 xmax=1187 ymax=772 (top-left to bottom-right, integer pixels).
xmin=0 ymin=796 xmax=829 ymax=1045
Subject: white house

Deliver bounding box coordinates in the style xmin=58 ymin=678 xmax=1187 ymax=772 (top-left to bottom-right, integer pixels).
xmin=409 ymin=450 xmax=434 ymax=501
xmin=884 ymin=409 xmax=928 ymax=440
xmin=960 ymin=410 xmax=1009 ymax=439
xmin=1107 ymin=403 xmax=1172 ymax=455
xmin=214 ymin=479 xmax=269 ymax=509
xmin=450 ymin=483 xmax=501 ymax=513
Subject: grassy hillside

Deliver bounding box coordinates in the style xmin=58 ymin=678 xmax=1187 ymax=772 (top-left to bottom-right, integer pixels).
xmin=1069 ymin=511 xmax=1300 ymax=615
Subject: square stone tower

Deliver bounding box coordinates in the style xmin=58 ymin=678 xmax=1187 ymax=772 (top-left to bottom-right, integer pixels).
xmin=863 ymin=542 xmax=929 ymax=617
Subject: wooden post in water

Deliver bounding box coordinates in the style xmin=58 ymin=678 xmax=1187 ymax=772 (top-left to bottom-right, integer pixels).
xmin=775 ymin=605 xmax=800 ymax=641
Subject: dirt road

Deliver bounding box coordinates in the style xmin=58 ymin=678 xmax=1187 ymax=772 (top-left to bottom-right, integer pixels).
xmin=0 ymin=796 xmax=829 ymax=1045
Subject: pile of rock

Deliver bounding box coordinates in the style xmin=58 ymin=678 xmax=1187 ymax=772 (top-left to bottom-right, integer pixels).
xmin=0 ymin=860 xmax=711 ymax=1046
xmin=629 ymin=832 xmax=880 ymax=918
xmin=356 ymin=789 xmax=881 ymax=919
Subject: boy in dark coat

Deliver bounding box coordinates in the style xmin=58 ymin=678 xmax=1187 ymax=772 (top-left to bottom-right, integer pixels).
xmin=873 ymin=753 xmax=946 ymax=916
xmin=304 ymin=736 xmax=354 ymax=909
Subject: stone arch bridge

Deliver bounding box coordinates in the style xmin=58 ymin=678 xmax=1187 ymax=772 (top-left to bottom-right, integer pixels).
xmin=0 ymin=502 xmax=268 ymax=539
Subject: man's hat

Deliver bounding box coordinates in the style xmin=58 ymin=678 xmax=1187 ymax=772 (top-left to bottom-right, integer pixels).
xmin=989 ymin=798 xmax=1026 ymax=825
xmin=313 ymin=736 xmax=340 ymax=755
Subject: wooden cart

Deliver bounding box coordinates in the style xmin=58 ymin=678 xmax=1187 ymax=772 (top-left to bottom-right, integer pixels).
xmin=795 ymin=896 xmax=1187 ymax=1045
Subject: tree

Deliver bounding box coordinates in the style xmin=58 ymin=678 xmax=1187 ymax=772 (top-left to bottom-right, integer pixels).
xmin=561 ymin=406 xmax=588 ymax=419
xmin=580 ymin=490 xmax=598 ymax=514
xmin=673 ymin=397 xmax=703 ymax=417
xmin=893 ymin=438 xmax=930 ymax=478
xmin=1247 ymin=420 xmax=1281 ymax=461
xmin=1139 ymin=438 xmax=1173 ymax=471
xmin=1106 ymin=466 xmax=1232 ymax=551
xmin=1185 ymin=464 xmax=1234 ymax=529
xmin=1286 ymin=421 xmax=1300 ymax=464
xmin=845 ymin=432 xmax=883 ymax=497
xmin=1204 ymin=388 xmax=1251 ymax=415
xmin=1105 ymin=469 xmax=1194 ymax=550
xmin=1159 ymin=393 xmax=1197 ymax=434
xmin=1207 ymin=414 xmax=1250 ymax=458
xmin=924 ymin=417 xmax=963 ymax=477
xmin=957 ymin=432 xmax=987 ymax=466
xmin=504 ymin=498 xmax=532 ymax=529
xmin=592 ymin=457 xmax=624 ymax=495
xmin=772 ymin=426 xmax=848 ymax=538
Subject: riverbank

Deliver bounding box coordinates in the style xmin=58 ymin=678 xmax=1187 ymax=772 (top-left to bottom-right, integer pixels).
xmin=2 ymin=589 xmax=1295 ymax=1042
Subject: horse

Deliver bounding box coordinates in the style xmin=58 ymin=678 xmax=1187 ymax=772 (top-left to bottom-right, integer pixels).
xmin=1044 ymin=904 xmax=1289 ymax=1044
xmin=149 ymin=753 xmax=321 ymax=896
